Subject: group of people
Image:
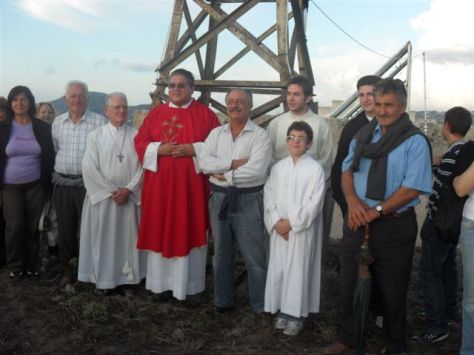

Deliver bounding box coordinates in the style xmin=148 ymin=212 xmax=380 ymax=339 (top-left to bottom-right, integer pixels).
xmin=0 ymin=68 xmax=473 ymax=353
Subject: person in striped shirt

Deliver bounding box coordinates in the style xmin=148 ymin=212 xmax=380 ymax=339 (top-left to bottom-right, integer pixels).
xmin=416 ymin=106 xmax=472 ymax=344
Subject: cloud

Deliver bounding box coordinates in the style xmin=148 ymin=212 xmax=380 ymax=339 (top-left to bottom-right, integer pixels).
xmin=19 ymin=0 xmax=105 ymax=32
xmin=118 ymin=60 xmax=156 ymax=73
xmin=425 ymin=48 xmax=474 ymax=65
xmin=410 ymin=0 xmax=474 ymax=64
xmin=44 ymin=66 xmax=55 ymax=75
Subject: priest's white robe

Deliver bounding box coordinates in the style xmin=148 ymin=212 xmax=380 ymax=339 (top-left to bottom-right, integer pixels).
xmin=78 ymin=123 xmax=146 ymax=289
xmin=263 ymin=154 xmax=326 ymax=317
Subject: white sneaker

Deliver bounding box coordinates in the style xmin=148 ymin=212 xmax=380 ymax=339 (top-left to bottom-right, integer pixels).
xmin=375 ymin=315 xmax=383 ymax=329
xmin=274 ymin=317 xmax=288 ymax=330
xmin=283 ymin=320 xmax=304 ymax=336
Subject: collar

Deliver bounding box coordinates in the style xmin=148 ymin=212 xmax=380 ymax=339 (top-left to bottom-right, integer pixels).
xmin=107 ymin=122 xmax=127 ymax=131
xmin=169 ymin=98 xmax=193 ymax=109
xmin=58 ymin=110 xmax=89 ymax=124
xmin=222 ymin=118 xmax=255 ymax=133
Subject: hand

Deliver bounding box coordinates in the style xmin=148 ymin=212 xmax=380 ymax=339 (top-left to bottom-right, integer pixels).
xmin=211 ymin=173 xmax=226 ymax=181
xmin=275 ymin=218 xmax=291 ymax=238
xmin=171 ymin=144 xmax=195 ymax=158
xmin=346 ymin=195 xmax=370 ymax=230
xmin=432 ymin=154 xmax=442 ymax=166
xmin=112 ymin=188 xmax=131 ymax=206
xmin=231 ymin=159 xmax=248 ymax=169
xmin=158 ymin=142 xmax=177 ymax=156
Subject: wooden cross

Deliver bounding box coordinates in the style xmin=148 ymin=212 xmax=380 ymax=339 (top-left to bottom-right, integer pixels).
xmin=117 ymin=153 xmax=124 ymax=162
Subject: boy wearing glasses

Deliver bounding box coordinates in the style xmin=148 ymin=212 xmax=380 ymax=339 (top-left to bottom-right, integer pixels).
xmin=267 ymin=76 xmax=333 ymax=253
xmin=264 ymin=121 xmax=326 ymax=336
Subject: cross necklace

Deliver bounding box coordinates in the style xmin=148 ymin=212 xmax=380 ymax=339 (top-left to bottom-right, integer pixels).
xmin=108 ymin=124 xmax=127 ymax=162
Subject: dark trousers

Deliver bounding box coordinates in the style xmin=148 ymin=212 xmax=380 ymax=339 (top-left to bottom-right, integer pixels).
xmin=419 ymin=217 xmax=457 ymax=333
xmin=337 ymin=210 xmax=417 ymax=354
xmin=2 ymin=182 xmax=45 ymax=272
xmin=0 ymin=208 xmax=5 ymax=267
xmin=54 ymin=185 xmax=86 ymax=265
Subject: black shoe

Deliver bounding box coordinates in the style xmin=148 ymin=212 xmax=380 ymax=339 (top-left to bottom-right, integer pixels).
xmin=417 ymin=311 xmax=456 ymax=326
xmin=9 ymin=270 xmax=24 ymax=279
xmin=410 ymin=331 xmax=448 ymax=344
xmin=25 ymin=270 xmax=40 ymax=278
xmin=215 ymin=305 xmax=235 ymax=313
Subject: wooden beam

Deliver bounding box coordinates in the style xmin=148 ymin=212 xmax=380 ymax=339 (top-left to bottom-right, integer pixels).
xmin=194 ymin=0 xmax=284 ymax=73
xmin=214 ymin=13 xmax=294 ymax=79
xmin=183 ymin=1 xmax=205 ymax=77
xmin=194 ymin=79 xmax=286 ymax=88
xmin=176 ymin=10 xmax=208 ymax=53
xmin=158 ymin=0 xmax=259 ymax=72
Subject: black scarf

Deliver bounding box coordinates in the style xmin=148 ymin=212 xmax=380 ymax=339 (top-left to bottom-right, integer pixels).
xmin=350 ymin=112 xmax=421 ymax=200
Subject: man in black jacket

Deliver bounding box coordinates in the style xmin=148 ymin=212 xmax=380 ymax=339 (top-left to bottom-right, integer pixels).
xmin=331 ymin=75 xmax=381 ymax=216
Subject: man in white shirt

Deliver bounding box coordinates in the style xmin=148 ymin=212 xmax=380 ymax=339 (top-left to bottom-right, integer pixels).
xmin=52 ymin=80 xmax=107 ymax=286
xmin=267 ymin=75 xmax=333 ymax=253
xmin=195 ymin=89 xmax=272 ymax=313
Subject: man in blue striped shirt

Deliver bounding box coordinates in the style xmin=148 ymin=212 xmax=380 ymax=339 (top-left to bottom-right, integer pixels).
xmin=415 ymin=106 xmax=472 ymax=344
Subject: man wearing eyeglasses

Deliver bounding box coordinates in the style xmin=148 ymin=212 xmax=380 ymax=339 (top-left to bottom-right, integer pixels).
xmin=134 ymin=68 xmax=220 ymax=302
xmin=267 ymin=75 xmax=333 ymax=254
xmin=52 ymin=80 xmax=107 ymax=286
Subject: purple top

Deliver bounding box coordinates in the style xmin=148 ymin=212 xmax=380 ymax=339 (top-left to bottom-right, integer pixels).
xmin=3 ymin=121 xmax=41 ymax=184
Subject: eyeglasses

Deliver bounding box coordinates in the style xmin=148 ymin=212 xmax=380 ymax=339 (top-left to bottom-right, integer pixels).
xmin=108 ymin=105 xmax=128 ymax=111
xmin=168 ymin=83 xmax=188 ymax=90
xmin=286 ymin=135 xmax=307 ymax=143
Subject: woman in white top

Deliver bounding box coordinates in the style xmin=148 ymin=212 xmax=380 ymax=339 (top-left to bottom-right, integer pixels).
xmin=454 ymin=161 xmax=474 ymax=355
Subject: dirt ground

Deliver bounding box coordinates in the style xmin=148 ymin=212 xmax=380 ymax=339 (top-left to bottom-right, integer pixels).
xmin=0 ymin=231 xmax=463 ymax=355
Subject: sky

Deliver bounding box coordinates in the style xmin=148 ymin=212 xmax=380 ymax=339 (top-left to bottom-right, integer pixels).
xmin=0 ymin=0 xmax=473 ymax=112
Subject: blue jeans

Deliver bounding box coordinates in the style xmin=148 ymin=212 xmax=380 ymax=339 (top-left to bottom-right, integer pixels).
xmin=460 ymin=216 xmax=474 ymax=355
xmin=210 ymin=191 xmax=267 ymax=313
xmin=419 ymin=217 xmax=457 ymax=333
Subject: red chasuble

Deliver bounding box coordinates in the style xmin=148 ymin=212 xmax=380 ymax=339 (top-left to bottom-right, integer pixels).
xmin=134 ymin=100 xmax=220 ymax=258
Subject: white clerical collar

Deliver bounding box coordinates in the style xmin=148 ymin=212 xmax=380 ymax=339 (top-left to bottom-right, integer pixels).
xmin=365 ymin=113 xmax=375 ymax=121
xmin=169 ymin=98 xmax=193 ymax=109
xmin=107 ymin=122 xmax=127 ymax=131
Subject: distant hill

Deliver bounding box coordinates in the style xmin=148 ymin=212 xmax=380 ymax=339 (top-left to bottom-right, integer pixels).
xmin=50 ymin=92 xmax=151 ymax=118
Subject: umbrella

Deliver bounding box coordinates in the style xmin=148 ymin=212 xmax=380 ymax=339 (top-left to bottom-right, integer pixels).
xmin=353 ymin=224 xmax=375 ymax=355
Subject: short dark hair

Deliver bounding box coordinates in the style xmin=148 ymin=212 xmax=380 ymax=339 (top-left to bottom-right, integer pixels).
xmin=356 ymin=75 xmax=381 ymax=90
xmin=373 ymin=78 xmax=407 ymax=107
xmin=444 ymin=106 xmax=472 ymax=136
xmin=6 ymin=86 xmax=36 ymax=118
xmin=170 ymin=68 xmax=195 ymax=87
xmin=287 ymin=75 xmax=313 ymax=97
xmin=287 ymin=121 xmax=313 ymax=143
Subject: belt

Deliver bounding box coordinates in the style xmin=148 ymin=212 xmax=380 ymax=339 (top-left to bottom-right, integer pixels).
xmin=58 ymin=173 xmax=82 ymax=179
xmin=380 ymin=206 xmax=415 ymax=219
xmin=211 ymin=183 xmax=263 ymax=220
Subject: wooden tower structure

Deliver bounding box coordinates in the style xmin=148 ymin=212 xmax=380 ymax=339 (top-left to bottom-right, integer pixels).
xmin=152 ymin=0 xmax=314 ymax=120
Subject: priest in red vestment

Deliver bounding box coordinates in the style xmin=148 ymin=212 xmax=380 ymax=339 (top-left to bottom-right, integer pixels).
xmin=134 ymin=69 xmax=220 ymax=300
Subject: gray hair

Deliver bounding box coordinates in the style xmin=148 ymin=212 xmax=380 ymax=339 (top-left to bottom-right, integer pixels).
xmin=225 ymin=88 xmax=253 ymax=108
xmin=106 ymin=92 xmax=127 ymax=106
xmin=373 ymin=78 xmax=407 ymax=107
xmin=65 ymin=80 xmax=89 ymax=98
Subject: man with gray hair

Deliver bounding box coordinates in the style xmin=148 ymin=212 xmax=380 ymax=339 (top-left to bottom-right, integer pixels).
xmin=52 ymin=80 xmax=107 ymax=286
xmin=194 ymin=88 xmax=271 ymax=314
xmin=323 ymin=78 xmax=432 ymax=354
xmin=78 ymin=92 xmax=145 ymax=290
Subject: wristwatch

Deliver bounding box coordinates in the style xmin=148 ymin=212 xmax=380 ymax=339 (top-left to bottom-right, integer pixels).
xmin=375 ymin=204 xmax=384 ymax=216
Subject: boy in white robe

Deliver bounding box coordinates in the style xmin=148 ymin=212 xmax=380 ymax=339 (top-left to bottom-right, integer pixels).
xmin=264 ymin=121 xmax=326 ymax=336
xmin=78 ymin=92 xmax=146 ymax=290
